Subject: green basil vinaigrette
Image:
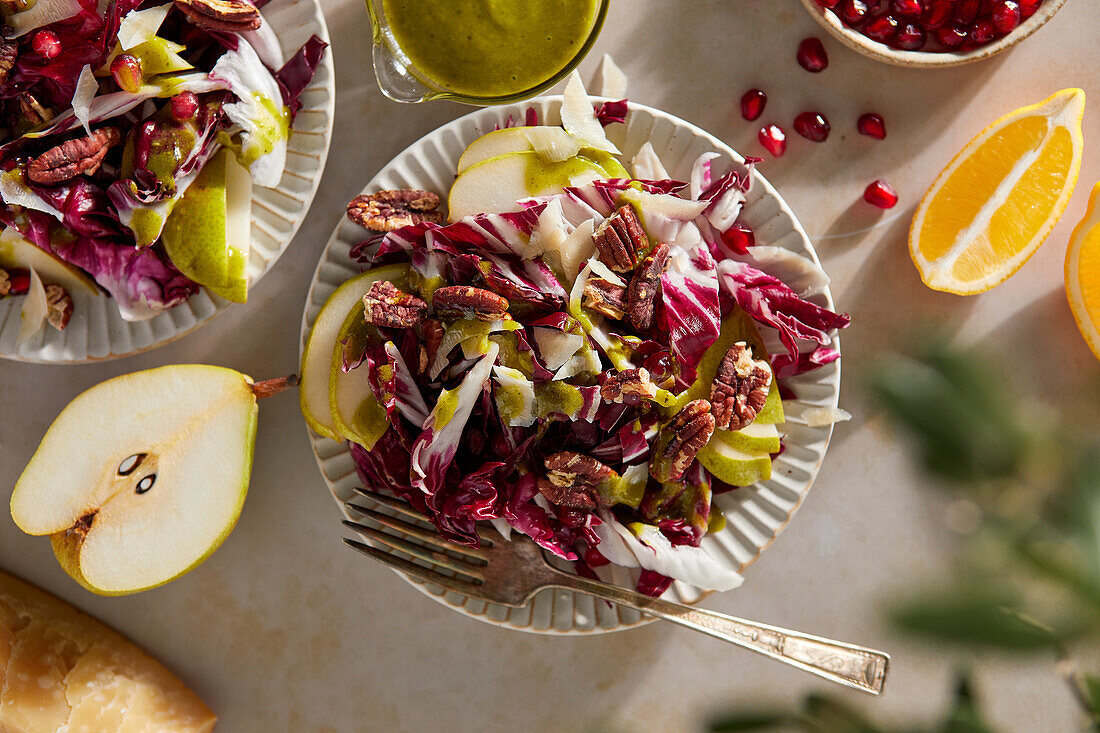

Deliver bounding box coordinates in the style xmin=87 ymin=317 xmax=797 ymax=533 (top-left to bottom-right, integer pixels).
xmin=381 ymin=0 xmax=600 ymax=98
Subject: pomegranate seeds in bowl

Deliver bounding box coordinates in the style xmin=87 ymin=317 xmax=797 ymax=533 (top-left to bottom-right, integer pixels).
xmin=817 ymin=0 xmax=1051 ymax=53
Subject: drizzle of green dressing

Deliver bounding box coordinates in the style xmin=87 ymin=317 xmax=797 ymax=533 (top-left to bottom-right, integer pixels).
xmin=220 ymin=94 xmax=290 ymax=168
xmin=382 ymin=0 xmax=600 ymax=98
xmin=602 ymin=470 xmax=646 ymax=509
xmin=494 ymin=383 xmax=530 ymax=425
xmin=433 ymin=388 xmax=460 ymax=428
xmin=523 ymin=153 xmax=605 ymax=197
xmin=129 ymin=207 xmax=165 ymax=250
xmin=534 ymin=381 xmax=584 ymax=419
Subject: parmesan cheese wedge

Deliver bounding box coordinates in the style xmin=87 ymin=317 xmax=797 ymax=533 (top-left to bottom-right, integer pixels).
xmin=0 ymin=570 xmax=216 ymax=732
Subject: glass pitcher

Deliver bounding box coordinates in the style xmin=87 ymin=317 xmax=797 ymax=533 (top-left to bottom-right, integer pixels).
xmin=364 ymin=0 xmax=610 ymax=105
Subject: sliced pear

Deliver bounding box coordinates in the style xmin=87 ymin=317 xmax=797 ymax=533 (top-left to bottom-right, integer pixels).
xmin=162 ymin=149 xmax=252 ymax=303
xmin=299 ymin=264 xmax=409 ymax=441
xmin=329 ymin=299 xmax=389 ymax=450
xmin=712 ymin=421 xmax=781 ymax=454
xmin=447 ymin=151 xmax=608 ymax=221
xmin=697 ymin=439 xmax=773 ymax=487
xmin=755 ymin=379 xmax=785 ymax=425
xmin=10 ymin=365 xmax=294 ymax=596
xmin=0 ymin=228 xmax=99 ymax=296
xmin=457 ymin=128 xmax=539 ymax=174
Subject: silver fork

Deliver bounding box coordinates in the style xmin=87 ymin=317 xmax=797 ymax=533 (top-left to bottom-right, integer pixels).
xmin=343 ymin=487 xmax=889 ymax=695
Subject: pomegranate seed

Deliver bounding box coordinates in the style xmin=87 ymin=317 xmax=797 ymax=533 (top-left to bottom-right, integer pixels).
xmin=838 ymin=0 xmax=871 ymax=25
xmin=864 ymin=14 xmax=899 ymax=42
xmin=797 ymin=37 xmax=829 ymax=72
xmin=892 ymin=0 xmax=923 ymax=15
xmin=111 ymin=53 xmax=144 ymax=94
xmin=584 ymin=546 xmax=610 ymax=567
xmin=32 ymin=31 xmax=61 ymax=60
xmin=857 ymin=113 xmax=887 ymax=139
xmin=794 ymin=111 xmax=830 ymax=142
xmin=894 ymin=21 xmax=927 ymax=49
xmin=815 ymin=0 xmax=841 ymax=7
xmin=969 ymin=19 xmax=995 ymax=43
xmin=1019 ymin=0 xmax=1040 ymax=16
xmin=864 ymin=180 xmax=899 ymax=208
xmin=758 ymin=124 xmax=787 ymax=157
xmin=954 ymin=0 xmax=980 ymax=23
xmin=936 ymin=24 xmax=970 ymax=48
xmin=721 ymin=223 xmax=756 ymax=254
xmin=867 ymin=0 xmax=890 ymax=11
xmin=740 ymin=88 xmax=767 ymax=121
xmin=923 ymin=0 xmax=953 ymax=28
xmin=170 ymin=91 xmax=199 ymax=121
xmin=992 ymin=0 xmax=1021 ymax=32
xmin=7 ymin=268 xmax=30 ymax=296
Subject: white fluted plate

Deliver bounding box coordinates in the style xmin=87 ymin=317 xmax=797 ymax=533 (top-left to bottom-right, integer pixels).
xmin=0 ymin=0 xmax=334 ymax=363
xmin=302 ymin=97 xmax=842 ymax=634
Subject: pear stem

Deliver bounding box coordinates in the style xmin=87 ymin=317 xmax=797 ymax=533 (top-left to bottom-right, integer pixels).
xmin=251 ymin=374 xmax=299 ymax=400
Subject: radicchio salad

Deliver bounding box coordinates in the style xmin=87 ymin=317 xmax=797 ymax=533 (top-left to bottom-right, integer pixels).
xmin=316 ymin=74 xmax=850 ymax=597
xmin=0 ymin=0 xmax=325 ymax=336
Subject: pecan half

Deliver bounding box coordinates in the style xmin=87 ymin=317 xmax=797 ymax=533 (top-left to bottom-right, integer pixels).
xmin=538 ymin=451 xmax=616 ymax=509
xmin=0 ymin=268 xmax=8 ymax=297
xmin=17 ymin=93 xmax=52 ymax=128
xmin=419 ymin=317 xmax=444 ymax=375
xmin=27 ymin=127 xmax=121 ymax=185
xmin=347 ymin=189 xmax=444 ymax=232
xmin=626 ymin=242 xmax=669 ymax=331
xmin=433 ymin=285 xmax=508 ymax=321
xmin=174 ymin=0 xmax=261 ymax=33
xmin=593 ymin=205 xmax=648 ymax=272
xmin=44 ymin=285 xmax=73 ymax=331
xmin=582 ymin=277 xmax=626 ymax=320
xmin=601 ymin=368 xmax=658 ymax=404
xmin=710 ymin=341 xmax=773 ymax=431
xmin=362 ymin=280 xmax=427 ymax=328
xmin=0 ymin=40 xmax=16 ymax=88
xmin=650 ymin=399 xmax=715 ymax=482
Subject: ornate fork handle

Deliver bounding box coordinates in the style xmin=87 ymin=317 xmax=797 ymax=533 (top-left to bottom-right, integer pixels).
xmin=549 ymin=571 xmax=889 ymax=695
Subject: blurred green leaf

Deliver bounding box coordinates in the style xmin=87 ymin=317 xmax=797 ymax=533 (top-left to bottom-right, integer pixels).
xmin=869 ymin=348 xmax=1030 ymax=483
xmin=939 ymin=676 xmax=995 ymax=733
xmin=1084 ymin=675 xmax=1100 ymax=724
xmin=800 ymin=694 xmax=884 ymax=733
xmin=706 ymin=712 xmax=790 ymax=731
xmin=892 ymin=586 xmax=1060 ymax=649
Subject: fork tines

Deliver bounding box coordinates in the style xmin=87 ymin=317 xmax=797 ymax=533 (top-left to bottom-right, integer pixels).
xmin=343 ymin=487 xmax=489 ymax=596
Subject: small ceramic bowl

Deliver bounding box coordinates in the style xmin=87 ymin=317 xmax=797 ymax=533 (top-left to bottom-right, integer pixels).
xmin=798 ymin=0 xmax=1069 ymax=68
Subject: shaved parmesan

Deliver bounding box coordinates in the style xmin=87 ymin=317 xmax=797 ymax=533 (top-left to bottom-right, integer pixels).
xmin=592 ymin=54 xmax=628 ymax=99
xmin=532 ymin=327 xmax=584 ymax=373
xmin=72 ymin=66 xmax=99 ymax=136
xmin=117 ymin=4 xmax=171 ymax=50
xmin=523 ymin=126 xmax=581 ymax=163
xmin=561 ymin=71 xmax=620 ymax=155
xmin=18 ymin=269 xmax=47 ymax=344
xmin=9 ymin=0 xmax=82 ymax=37
xmin=632 ymin=141 xmax=670 ymax=181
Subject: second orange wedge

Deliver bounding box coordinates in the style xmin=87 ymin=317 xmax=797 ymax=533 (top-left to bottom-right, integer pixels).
xmin=1065 ymin=182 xmax=1100 ymax=362
xmin=909 ymin=89 xmax=1085 ymax=295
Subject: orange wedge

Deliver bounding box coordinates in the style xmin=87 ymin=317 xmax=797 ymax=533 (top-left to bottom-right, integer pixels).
xmin=1065 ymin=182 xmax=1100 ymax=361
xmin=909 ymin=89 xmax=1085 ymax=295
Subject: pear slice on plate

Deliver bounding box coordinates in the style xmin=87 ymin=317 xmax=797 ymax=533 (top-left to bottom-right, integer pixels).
xmin=329 ymin=298 xmax=389 ymax=449
xmin=9 ymin=365 xmax=292 ymax=595
xmin=447 ymin=151 xmax=609 ymax=221
xmin=711 ymin=421 xmax=781 ymax=454
xmin=0 ymin=228 xmax=99 ymax=296
xmin=299 ymin=264 xmax=409 ymax=441
xmin=697 ymin=438 xmax=773 ymax=487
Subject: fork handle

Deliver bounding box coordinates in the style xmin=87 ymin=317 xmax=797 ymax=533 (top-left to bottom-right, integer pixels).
xmin=550 ymin=572 xmax=888 ymax=695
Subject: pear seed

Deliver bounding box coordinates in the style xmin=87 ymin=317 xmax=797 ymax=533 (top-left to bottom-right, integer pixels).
xmin=135 ymin=474 xmax=156 ymax=495
xmin=117 ymin=453 xmax=147 ymax=476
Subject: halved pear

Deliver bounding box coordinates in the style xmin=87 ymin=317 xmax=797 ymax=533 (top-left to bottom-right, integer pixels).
xmin=0 ymin=228 xmax=99 ymax=296
xmin=712 ymin=421 xmax=781 ymax=454
xmin=697 ymin=439 xmax=773 ymax=487
xmin=298 ymin=264 xmax=408 ymax=441
xmin=447 ymin=151 xmax=608 ymax=221
xmin=329 ymin=299 xmax=389 ymax=450
xmin=9 ymin=365 xmax=285 ymax=596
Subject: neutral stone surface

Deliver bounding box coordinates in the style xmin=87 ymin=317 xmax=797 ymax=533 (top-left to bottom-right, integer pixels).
xmin=1 ymin=1 xmax=1096 ymax=730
